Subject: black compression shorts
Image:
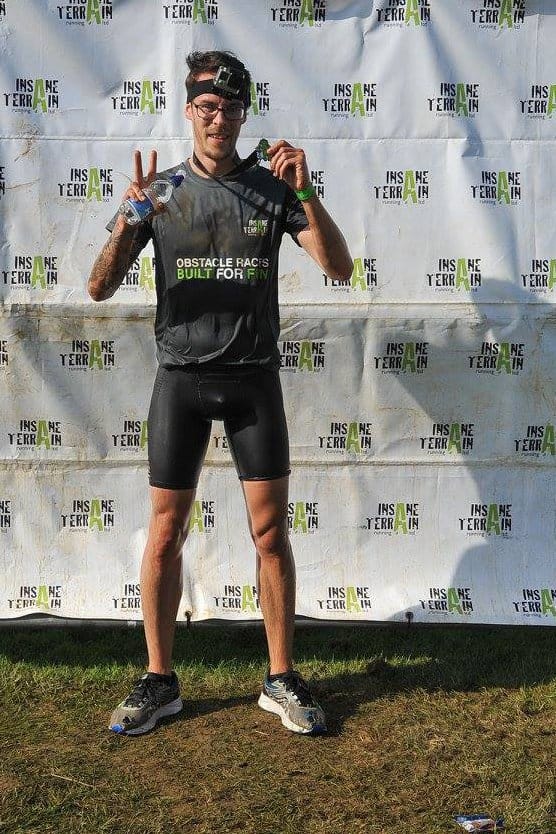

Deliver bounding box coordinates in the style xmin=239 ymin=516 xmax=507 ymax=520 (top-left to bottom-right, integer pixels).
xmin=147 ymin=365 xmax=290 ymax=490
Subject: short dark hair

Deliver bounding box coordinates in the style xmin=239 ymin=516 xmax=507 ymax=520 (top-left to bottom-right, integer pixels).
xmin=185 ymin=51 xmax=251 ymax=94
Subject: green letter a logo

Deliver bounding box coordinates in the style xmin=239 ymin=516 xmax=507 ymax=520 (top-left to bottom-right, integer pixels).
xmin=541 ymin=424 xmax=555 ymax=455
xmin=88 ymin=498 xmax=104 ymax=531
xmin=189 ymin=501 xmax=204 ymax=532
xmin=140 ymin=421 xmax=149 ymax=449
xmin=456 ymin=258 xmax=470 ymax=291
xmin=300 ymin=0 xmax=314 ymax=26
xmin=351 ymin=258 xmax=367 ymax=290
xmin=497 ymin=171 xmax=510 ymax=204
xmin=87 ymin=168 xmax=102 ymax=201
xmin=293 ymin=502 xmax=308 ymax=533
xmin=394 ymin=503 xmax=408 ymax=534
xmin=87 ymin=0 xmax=102 ymax=24
xmin=32 ymin=79 xmax=47 ymax=113
xmin=346 ymin=423 xmax=361 ymax=453
xmin=89 ymin=340 xmax=103 ymax=369
xmin=36 ymin=420 xmax=51 ymax=449
xmin=36 ymin=585 xmax=50 ymax=609
xmin=405 ymin=0 xmax=420 ymax=25
xmin=346 ymin=586 xmax=362 ymax=613
xmin=496 ymin=342 xmax=511 ymax=373
xmin=350 ymin=83 xmax=365 ymax=116
xmin=487 ymin=504 xmax=501 ymax=534
xmin=447 ymin=587 xmax=463 ymax=614
xmin=455 ymin=83 xmax=468 ymax=117
xmin=298 ymin=341 xmax=314 ymax=372
xmin=447 ymin=423 xmax=462 ymax=454
xmin=403 ymin=170 xmax=417 ymax=203
xmin=193 ymin=0 xmax=207 ymax=23
xmin=499 ymin=0 xmax=514 ymax=28
xmin=140 ymin=80 xmax=155 ymax=114
xmin=31 ymin=256 xmax=46 ymax=289
xmin=241 ymin=585 xmax=257 ymax=613
xmin=541 ymin=589 xmax=556 ymax=617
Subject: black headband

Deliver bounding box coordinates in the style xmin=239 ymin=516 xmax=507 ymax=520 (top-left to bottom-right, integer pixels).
xmin=187 ymin=65 xmax=251 ymax=108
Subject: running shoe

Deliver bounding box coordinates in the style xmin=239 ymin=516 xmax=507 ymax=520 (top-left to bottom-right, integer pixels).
xmin=258 ymin=670 xmax=327 ymax=734
xmin=109 ymin=671 xmax=183 ymax=735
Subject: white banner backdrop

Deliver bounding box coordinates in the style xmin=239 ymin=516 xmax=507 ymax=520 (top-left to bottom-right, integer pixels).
xmin=1 ymin=0 xmax=555 ymax=624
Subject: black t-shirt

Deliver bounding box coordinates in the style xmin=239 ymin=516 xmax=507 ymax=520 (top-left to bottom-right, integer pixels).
xmin=108 ymin=160 xmax=309 ymax=368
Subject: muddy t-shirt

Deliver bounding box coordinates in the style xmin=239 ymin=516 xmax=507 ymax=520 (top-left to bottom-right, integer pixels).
xmin=109 ymin=160 xmax=309 ymax=368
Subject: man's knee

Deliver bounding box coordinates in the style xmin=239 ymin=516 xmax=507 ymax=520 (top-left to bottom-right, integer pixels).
xmin=148 ymin=510 xmax=189 ymax=558
xmin=252 ymin=522 xmax=290 ymax=560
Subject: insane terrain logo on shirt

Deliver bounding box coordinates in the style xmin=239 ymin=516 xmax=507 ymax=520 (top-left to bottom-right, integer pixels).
xmin=374 ymin=341 xmax=429 ymax=374
xmin=420 ymin=423 xmax=474 ymax=455
xmin=111 ymin=80 xmax=167 ymax=114
xmin=0 ymin=341 xmax=7 ymax=368
xmin=188 ymin=499 xmax=216 ymax=533
xmin=270 ymin=0 xmax=326 ymax=26
xmin=59 ymin=167 xmax=113 ymax=201
xmin=7 ymin=584 xmax=62 ymax=612
xmin=161 ymin=0 xmax=218 ymax=23
xmin=324 ymin=257 xmax=378 ymax=293
xmin=365 ymin=502 xmax=419 ymax=535
xmin=420 ymin=587 xmax=473 ymax=615
xmin=471 ymin=171 xmax=522 ymax=204
xmin=317 ymin=586 xmax=372 ymax=613
xmin=175 ymin=256 xmax=269 ymax=283
xmin=468 ymin=341 xmax=525 ymax=374
xmin=4 ymin=78 xmax=60 ymax=112
xmin=520 ymin=84 xmax=556 ymax=118
xmin=112 ymin=419 xmax=148 ymax=451
xmin=373 ymin=170 xmax=430 ymax=204
xmin=427 ymin=258 xmax=481 ymax=293
xmin=60 ymin=498 xmax=116 ymax=531
xmin=55 ymin=0 xmax=113 ymax=24
xmin=214 ymin=584 xmax=260 ymax=613
xmin=322 ymin=83 xmax=377 ymax=117
xmin=428 ymin=83 xmax=479 ymax=117
xmin=288 ymin=501 xmax=319 ymax=533
xmin=470 ymin=0 xmax=525 ymax=28
xmin=376 ymin=0 xmax=431 ymax=26
xmin=0 ymin=499 xmax=11 ymax=531
xmin=59 ymin=339 xmax=115 ymax=370
xmin=122 ymin=255 xmax=155 ymax=291
xmin=113 ymin=583 xmax=141 ymax=611
xmin=248 ymin=82 xmax=271 ymax=116
xmin=8 ymin=419 xmax=62 ymax=450
xmin=318 ymin=421 xmax=372 ymax=453
xmin=279 ymin=340 xmax=325 ymax=372
xmin=243 ymin=218 xmax=269 ymax=237
xmin=2 ymin=255 xmax=58 ymax=289
xmin=514 ymin=423 xmax=555 ymax=457
xmin=521 ymin=258 xmax=556 ymax=295
xmin=513 ymin=588 xmax=556 ymax=618
xmin=459 ymin=503 xmax=512 ymax=537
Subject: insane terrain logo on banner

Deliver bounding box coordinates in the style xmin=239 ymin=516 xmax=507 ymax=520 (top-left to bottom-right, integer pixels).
xmin=318 ymin=421 xmax=372 ymax=454
xmin=213 ymin=584 xmax=260 ymax=613
xmin=427 ymin=258 xmax=481 ymax=294
xmin=468 ymin=341 xmax=526 ymax=374
xmin=420 ymin=587 xmax=474 ymax=615
xmin=59 ymin=167 xmax=113 ymax=201
xmin=521 ymin=259 xmax=556 ymax=295
xmin=373 ymin=341 xmax=429 ymax=374
xmin=471 ymin=171 xmax=522 ymax=204
xmin=373 ymin=170 xmax=430 ymax=204
xmin=459 ymin=503 xmax=512 ymax=537
xmin=469 ymin=0 xmax=525 ymax=28
xmin=2 ymin=256 xmax=58 ymax=290
xmin=188 ymin=499 xmax=216 ymax=533
xmin=428 ymin=83 xmax=479 ymax=117
xmin=513 ymin=588 xmax=556 ymax=618
xmin=317 ymin=586 xmax=372 ymax=613
xmin=54 ymin=0 xmax=113 ymax=24
xmin=288 ymin=501 xmax=319 ymax=533
xmin=514 ymin=423 xmax=555 ymax=457
xmin=0 ymin=340 xmax=7 ymax=368
xmin=113 ymin=583 xmax=141 ymax=612
xmin=0 ymin=499 xmax=11 ymax=531
xmin=3 ymin=78 xmax=60 ymax=113
xmin=279 ymin=340 xmax=326 ymax=372
xmin=59 ymin=339 xmax=116 ymax=370
xmin=122 ymin=256 xmax=155 ymax=292
xmin=322 ymin=82 xmax=377 ymax=117
xmin=520 ymin=84 xmax=556 ymax=118
xmin=248 ymin=81 xmax=271 ymax=116
xmin=270 ymin=0 xmax=326 ymax=26
xmin=364 ymin=502 xmax=420 ymax=535
xmin=310 ymin=169 xmax=325 ymax=199
xmin=375 ymin=0 xmax=431 ymax=25
xmin=7 ymin=584 xmax=63 ymax=612
xmin=112 ymin=419 xmax=148 ymax=452
xmin=8 ymin=419 xmax=63 ymax=451
xmin=60 ymin=497 xmax=116 ymax=531
xmin=420 ymin=423 xmax=475 ymax=455
xmin=161 ymin=0 xmax=218 ymax=23
xmin=111 ymin=80 xmax=167 ymax=115
xmin=324 ymin=256 xmax=378 ymax=294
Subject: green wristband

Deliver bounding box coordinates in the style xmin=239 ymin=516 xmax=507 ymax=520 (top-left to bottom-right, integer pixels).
xmin=295 ymin=183 xmax=317 ymax=202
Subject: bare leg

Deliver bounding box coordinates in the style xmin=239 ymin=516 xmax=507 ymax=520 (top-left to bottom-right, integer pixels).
xmin=242 ymin=476 xmax=295 ymax=675
xmin=140 ymin=486 xmax=195 ymax=675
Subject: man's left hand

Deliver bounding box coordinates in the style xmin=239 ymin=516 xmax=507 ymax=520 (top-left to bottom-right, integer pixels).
xmin=267 ymin=140 xmax=311 ymax=193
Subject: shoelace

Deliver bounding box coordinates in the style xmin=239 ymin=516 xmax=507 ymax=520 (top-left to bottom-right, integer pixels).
xmin=124 ymin=676 xmax=168 ymax=708
xmin=279 ymin=672 xmax=315 ymax=708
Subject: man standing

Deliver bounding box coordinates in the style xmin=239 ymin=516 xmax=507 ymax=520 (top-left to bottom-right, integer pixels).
xmin=88 ymin=51 xmax=352 ymax=735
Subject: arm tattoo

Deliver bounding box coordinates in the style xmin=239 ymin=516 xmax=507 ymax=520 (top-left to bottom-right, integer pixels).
xmin=88 ymin=223 xmax=147 ymax=301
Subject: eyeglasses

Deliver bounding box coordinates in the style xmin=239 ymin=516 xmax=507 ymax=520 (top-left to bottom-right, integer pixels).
xmin=193 ymin=101 xmax=245 ymax=121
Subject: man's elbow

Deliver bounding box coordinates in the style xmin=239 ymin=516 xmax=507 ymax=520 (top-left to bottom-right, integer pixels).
xmin=87 ymin=276 xmax=106 ymax=302
xmin=326 ymin=256 xmax=353 ymax=283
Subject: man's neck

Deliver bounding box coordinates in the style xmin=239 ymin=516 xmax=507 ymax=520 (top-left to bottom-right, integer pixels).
xmin=190 ymin=148 xmax=240 ymax=178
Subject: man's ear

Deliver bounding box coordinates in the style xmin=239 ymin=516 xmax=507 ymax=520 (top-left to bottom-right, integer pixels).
xmin=185 ymin=101 xmax=193 ymax=122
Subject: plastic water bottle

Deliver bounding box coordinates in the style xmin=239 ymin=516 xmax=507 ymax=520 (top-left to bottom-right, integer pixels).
xmin=119 ymin=171 xmax=185 ymax=225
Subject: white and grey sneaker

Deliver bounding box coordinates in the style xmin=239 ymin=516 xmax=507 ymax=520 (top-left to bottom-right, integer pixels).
xmin=109 ymin=671 xmax=183 ymax=735
xmin=258 ymin=670 xmax=326 ymax=734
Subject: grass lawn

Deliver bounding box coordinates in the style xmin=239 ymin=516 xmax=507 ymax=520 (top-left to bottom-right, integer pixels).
xmin=0 ymin=622 xmax=555 ymax=834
